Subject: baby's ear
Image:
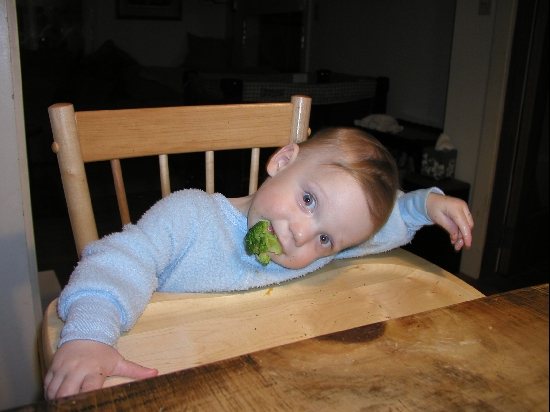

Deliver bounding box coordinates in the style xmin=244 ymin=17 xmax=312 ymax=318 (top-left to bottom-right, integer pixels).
xmin=266 ymin=143 xmax=299 ymax=176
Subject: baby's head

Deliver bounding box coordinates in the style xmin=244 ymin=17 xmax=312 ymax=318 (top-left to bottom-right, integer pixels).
xmin=297 ymin=127 xmax=399 ymax=235
xmin=248 ymin=127 xmax=398 ymax=269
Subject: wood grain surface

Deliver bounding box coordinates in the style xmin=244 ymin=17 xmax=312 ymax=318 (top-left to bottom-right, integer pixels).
xmin=25 ymin=285 xmax=548 ymax=412
xmin=74 ymin=103 xmax=297 ymax=162
xmin=41 ymin=249 xmax=483 ymax=389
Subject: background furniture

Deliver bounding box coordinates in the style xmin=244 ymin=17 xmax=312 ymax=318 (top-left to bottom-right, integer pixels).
xmin=357 ymin=120 xmax=442 ymax=176
xmin=186 ymin=72 xmax=389 ymax=132
xmin=34 ymin=284 xmax=547 ymax=411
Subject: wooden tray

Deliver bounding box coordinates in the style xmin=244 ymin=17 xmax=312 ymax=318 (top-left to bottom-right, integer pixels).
xmin=42 ymin=249 xmax=483 ymax=388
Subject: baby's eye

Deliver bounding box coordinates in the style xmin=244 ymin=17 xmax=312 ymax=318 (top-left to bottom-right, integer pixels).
xmin=319 ymin=234 xmax=332 ymax=249
xmin=303 ymin=192 xmax=317 ymax=211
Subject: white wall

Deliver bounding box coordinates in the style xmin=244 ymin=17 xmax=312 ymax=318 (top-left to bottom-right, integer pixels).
xmin=83 ymin=0 xmax=456 ymax=128
xmin=307 ymin=0 xmax=513 ymax=278
xmin=84 ymin=0 xmax=229 ymax=66
xmin=444 ymin=0 xmax=497 ymax=187
xmin=452 ymin=0 xmax=517 ymax=277
xmin=308 ymin=0 xmax=456 ymax=129
xmin=0 ymin=0 xmax=43 ymax=408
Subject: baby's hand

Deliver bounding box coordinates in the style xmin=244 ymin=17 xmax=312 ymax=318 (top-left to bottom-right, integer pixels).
xmin=44 ymin=340 xmax=158 ymax=400
xmin=426 ymin=193 xmax=474 ymax=251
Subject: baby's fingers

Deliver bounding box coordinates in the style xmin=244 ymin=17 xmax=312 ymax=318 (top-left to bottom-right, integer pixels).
xmin=441 ymin=216 xmax=471 ymax=250
xmin=436 ymin=217 xmax=463 ymax=247
xmin=53 ymin=370 xmax=106 ymax=399
xmin=452 ymin=237 xmax=465 ymax=251
xmin=451 ymin=206 xmax=474 ymax=249
xmin=44 ymin=371 xmax=62 ymax=400
xmin=113 ymin=358 xmax=158 ymax=381
xmin=437 ymin=201 xmax=473 ymax=249
xmin=46 ymin=370 xmax=86 ymax=400
xmin=79 ymin=371 xmax=108 ymax=395
xmin=44 ymin=367 xmax=72 ymax=400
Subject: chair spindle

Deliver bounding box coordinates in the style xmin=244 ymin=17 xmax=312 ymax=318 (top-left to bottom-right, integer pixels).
xmin=159 ymin=154 xmax=171 ymax=198
xmin=110 ymin=159 xmax=131 ymax=226
xmin=205 ymin=150 xmax=215 ymax=194
xmin=248 ymin=148 xmax=260 ymax=195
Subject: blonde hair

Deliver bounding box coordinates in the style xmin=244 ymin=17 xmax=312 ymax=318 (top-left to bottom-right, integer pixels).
xmin=298 ymin=127 xmax=399 ymax=233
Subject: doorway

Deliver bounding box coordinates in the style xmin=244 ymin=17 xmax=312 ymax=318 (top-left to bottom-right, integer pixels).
xmin=258 ymin=12 xmax=303 ymax=72
xmin=480 ymin=0 xmax=549 ymax=291
xmin=230 ymin=1 xmax=309 ymax=72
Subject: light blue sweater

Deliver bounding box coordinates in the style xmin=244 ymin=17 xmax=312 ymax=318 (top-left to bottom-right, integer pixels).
xmin=58 ymin=187 xmax=441 ymax=347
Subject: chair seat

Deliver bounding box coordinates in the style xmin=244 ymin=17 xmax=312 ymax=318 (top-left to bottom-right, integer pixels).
xmin=42 ymin=249 xmax=483 ymax=388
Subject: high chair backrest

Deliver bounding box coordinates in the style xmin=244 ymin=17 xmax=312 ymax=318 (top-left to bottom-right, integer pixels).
xmin=48 ymin=96 xmax=312 ymax=258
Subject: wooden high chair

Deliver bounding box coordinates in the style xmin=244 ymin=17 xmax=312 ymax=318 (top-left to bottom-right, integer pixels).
xmin=48 ymin=96 xmax=312 ymax=258
xmin=43 ymin=97 xmax=483 ymax=388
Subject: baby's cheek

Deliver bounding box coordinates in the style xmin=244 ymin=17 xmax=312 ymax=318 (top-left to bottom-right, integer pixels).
xmin=274 ymin=253 xmax=315 ymax=270
xmin=270 ymin=254 xmax=291 ymax=268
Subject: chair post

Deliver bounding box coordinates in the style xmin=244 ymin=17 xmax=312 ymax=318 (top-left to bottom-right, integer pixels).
xmin=248 ymin=147 xmax=260 ymax=195
xmin=110 ymin=159 xmax=131 ymax=226
xmin=159 ymin=154 xmax=171 ymax=198
xmin=49 ymin=103 xmax=98 ymax=258
xmin=291 ymin=95 xmax=312 ymax=143
xmin=205 ymin=150 xmax=215 ymax=194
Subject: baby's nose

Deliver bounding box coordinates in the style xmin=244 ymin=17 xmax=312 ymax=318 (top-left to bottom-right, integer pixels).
xmin=290 ymin=220 xmax=314 ymax=247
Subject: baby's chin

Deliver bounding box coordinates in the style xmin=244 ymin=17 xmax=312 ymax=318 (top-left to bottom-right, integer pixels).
xmin=269 ymin=254 xmax=313 ymax=270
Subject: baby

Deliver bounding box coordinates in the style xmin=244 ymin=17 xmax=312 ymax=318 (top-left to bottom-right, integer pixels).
xmin=44 ymin=127 xmax=473 ymax=399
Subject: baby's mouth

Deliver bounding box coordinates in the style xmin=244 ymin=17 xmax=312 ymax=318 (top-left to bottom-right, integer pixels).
xmin=268 ymin=224 xmax=285 ymax=255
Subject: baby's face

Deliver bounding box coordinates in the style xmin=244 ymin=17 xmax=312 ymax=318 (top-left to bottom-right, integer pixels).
xmin=247 ymin=151 xmax=375 ymax=269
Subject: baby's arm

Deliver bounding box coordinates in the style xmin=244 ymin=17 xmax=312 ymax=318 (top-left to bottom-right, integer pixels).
xmin=426 ymin=192 xmax=474 ymax=251
xmin=337 ymin=188 xmax=472 ymax=259
xmin=44 ymin=340 xmax=158 ymax=400
xmin=47 ymin=193 xmax=191 ymax=399
xmin=397 ymin=188 xmax=474 ymax=251
xmin=45 ymin=295 xmax=158 ymax=399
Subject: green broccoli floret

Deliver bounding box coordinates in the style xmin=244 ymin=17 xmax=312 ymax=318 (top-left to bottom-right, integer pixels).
xmin=245 ymin=220 xmax=282 ymax=265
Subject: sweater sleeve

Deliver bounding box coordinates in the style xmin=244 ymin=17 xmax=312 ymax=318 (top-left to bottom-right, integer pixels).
xmin=396 ymin=187 xmax=444 ymax=238
xmin=56 ymin=190 xmax=206 ymax=347
xmin=58 ymin=295 xmax=122 ymax=347
xmin=336 ymin=187 xmax=443 ymax=259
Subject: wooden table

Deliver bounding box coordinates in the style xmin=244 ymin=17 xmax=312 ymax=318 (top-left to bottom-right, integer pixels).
xmin=21 ymin=284 xmax=548 ymax=411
